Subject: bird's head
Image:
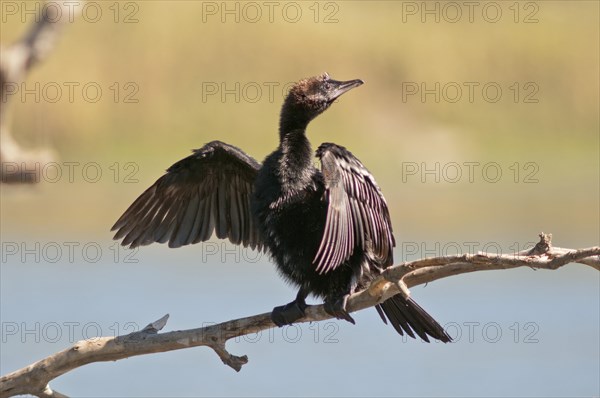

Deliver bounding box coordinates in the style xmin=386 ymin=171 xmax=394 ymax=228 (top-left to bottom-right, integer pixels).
xmin=280 ymin=73 xmax=364 ymax=131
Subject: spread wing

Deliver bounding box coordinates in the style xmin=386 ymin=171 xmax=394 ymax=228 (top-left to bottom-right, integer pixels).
xmin=111 ymin=140 xmax=262 ymax=250
xmin=313 ymin=143 xmax=395 ymax=274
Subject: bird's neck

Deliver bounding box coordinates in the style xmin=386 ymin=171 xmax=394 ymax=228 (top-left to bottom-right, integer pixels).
xmin=277 ymin=128 xmax=314 ymax=189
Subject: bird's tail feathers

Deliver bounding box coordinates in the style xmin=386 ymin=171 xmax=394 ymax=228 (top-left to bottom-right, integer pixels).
xmin=376 ymin=294 xmax=451 ymax=343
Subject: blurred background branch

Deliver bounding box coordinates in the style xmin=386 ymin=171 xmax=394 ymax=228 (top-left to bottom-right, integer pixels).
xmin=1 ymin=0 xmax=81 ymax=183
xmin=1 ymin=234 xmax=598 ymax=397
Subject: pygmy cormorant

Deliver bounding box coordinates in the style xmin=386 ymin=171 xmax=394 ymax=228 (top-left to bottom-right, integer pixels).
xmin=112 ymin=73 xmax=451 ymax=343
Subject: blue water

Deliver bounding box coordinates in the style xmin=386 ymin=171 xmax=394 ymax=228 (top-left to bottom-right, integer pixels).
xmin=1 ymin=240 xmax=598 ymax=397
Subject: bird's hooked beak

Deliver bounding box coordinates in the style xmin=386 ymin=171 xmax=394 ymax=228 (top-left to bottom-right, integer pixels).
xmin=327 ymin=78 xmax=364 ymax=102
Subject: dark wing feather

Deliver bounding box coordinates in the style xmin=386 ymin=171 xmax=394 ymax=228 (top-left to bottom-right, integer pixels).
xmin=111 ymin=140 xmax=262 ymax=250
xmin=313 ymin=143 xmax=395 ymax=274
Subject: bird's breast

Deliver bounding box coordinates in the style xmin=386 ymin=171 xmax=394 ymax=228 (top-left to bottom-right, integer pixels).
xmin=252 ymin=177 xmax=326 ymax=273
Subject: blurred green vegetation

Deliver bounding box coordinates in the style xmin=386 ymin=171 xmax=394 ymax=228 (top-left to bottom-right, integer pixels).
xmin=1 ymin=1 xmax=598 ymax=246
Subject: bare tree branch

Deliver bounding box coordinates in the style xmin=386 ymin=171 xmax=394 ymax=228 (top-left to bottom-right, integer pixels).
xmin=1 ymin=1 xmax=82 ymax=183
xmin=0 ymin=233 xmax=598 ymax=397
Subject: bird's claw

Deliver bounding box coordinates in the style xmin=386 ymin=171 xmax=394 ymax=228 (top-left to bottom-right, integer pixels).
xmin=324 ymin=296 xmax=355 ymax=324
xmin=271 ymin=299 xmax=307 ymax=327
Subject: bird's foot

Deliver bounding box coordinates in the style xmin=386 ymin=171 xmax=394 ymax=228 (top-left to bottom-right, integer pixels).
xmin=271 ymin=299 xmax=307 ymax=327
xmin=324 ymin=295 xmax=355 ymax=324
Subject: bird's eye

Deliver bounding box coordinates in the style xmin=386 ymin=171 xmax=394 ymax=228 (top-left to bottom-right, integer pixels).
xmin=324 ymin=82 xmax=331 ymax=90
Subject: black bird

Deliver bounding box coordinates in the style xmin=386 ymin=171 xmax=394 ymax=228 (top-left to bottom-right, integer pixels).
xmin=112 ymin=73 xmax=451 ymax=343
